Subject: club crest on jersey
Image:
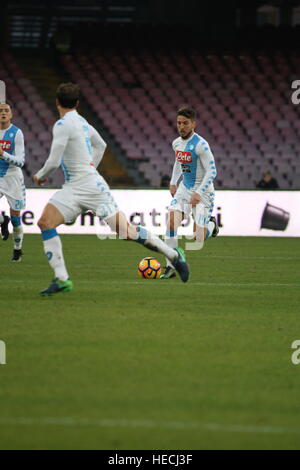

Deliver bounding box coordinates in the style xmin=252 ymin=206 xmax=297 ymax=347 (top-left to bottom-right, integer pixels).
xmin=0 ymin=140 xmax=11 ymax=151
xmin=176 ymin=150 xmax=192 ymax=163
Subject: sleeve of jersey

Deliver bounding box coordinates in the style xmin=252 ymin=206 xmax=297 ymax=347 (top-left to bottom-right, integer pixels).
xmin=170 ymin=141 xmax=182 ymax=185
xmin=170 ymin=159 xmax=182 ymax=185
xmin=35 ymin=121 xmax=69 ymax=180
xmin=194 ymin=143 xmax=217 ymax=195
xmin=1 ymin=129 xmax=25 ymax=168
xmin=89 ymin=125 xmax=107 ymax=168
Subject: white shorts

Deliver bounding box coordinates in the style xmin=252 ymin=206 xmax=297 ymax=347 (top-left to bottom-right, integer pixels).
xmin=169 ymin=182 xmax=215 ymax=228
xmin=0 ymin=174 xmax=26 ymax=211
xmin=49 ymin=174 xmax=119 ymax=223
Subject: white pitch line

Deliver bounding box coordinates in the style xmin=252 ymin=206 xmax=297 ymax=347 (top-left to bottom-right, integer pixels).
xmin=5 ymin=280 xmax=300 ymax=287
xmin=76 ymin=281 xmax=298 ymax=288
xmin=0 ymin=417 xmax=299 ymax=435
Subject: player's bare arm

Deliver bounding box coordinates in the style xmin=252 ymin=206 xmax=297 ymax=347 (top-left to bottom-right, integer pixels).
xmin=170 ymin=158 xmax=181 ymax=194
xmin=33 ymin=174 xmax=48 ymax=186
xmin=170 ymin=184 xmax=177 ymax=196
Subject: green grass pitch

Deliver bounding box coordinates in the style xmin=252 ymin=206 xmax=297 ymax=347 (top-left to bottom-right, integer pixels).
xmin=0 ymin=234 xmax=299 ymax=450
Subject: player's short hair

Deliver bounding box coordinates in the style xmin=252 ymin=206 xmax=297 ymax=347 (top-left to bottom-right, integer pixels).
xmin=0 ymin=102 xmax=12 ymax=109
xmin=177 ymin=106 xmax=197 ymax=121
xmin=56 ymin=83 xmax=80 ymax=108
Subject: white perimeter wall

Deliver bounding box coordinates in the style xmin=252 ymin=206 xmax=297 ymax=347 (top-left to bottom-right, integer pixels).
xmin=0 ymin=189 xmax=299 ymax=237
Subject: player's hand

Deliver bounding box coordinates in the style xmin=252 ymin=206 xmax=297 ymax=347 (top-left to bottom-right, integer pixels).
xmin=0 ymin=145 xmax=3 ymax=156
xmin=190 ymin=192 xmax=201 ymax=207
xmin=33 ymin=174 xmax=48 ymax=186
xmin=170 ymin=185 xmax=177 ymax=197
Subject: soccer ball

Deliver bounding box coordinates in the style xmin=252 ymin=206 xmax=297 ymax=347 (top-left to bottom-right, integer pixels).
xmin=138 ymin=257 xmax=162 ymax=279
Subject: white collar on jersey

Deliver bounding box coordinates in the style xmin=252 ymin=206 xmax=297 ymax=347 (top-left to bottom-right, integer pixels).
xmin=180 ymin=131 xmax=196 ymax=143
xmin=0 ymin=123 xmax=12 ymax=134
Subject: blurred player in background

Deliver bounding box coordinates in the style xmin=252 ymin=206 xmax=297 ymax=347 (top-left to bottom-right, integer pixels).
xmin=33 ymin=83 xmax=189 ymax=295
xmin=256 ymin=170 xmax=279 ymax=189
xmin=0 ymin=102 xmax=25 ymax=261
xmin=160 ymin=106 xmax=218 ymax=279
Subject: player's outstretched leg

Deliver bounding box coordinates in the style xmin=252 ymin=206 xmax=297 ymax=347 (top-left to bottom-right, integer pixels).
xmin=0 ymin=214 xmax=10 ymax=241
xmin=134 ymin=227 xmax=189 ymax=282
xmin=10 ymin=214 xmax=24 ymax=262
xmin=106 ymin=211 xmax=189 ymax=282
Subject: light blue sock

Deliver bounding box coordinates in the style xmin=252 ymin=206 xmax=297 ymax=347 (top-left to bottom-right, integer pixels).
xmin=11 ymin=216 xmax=21 ymax=227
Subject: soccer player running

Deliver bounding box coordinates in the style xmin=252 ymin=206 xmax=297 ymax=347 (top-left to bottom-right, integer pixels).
xmin=0 ymin=102 xmax=25 ymax=261
xmin=33 ymin=83 xmax=189 ymax=296
xmin=160 ymin=106 xmax=218 ymax=279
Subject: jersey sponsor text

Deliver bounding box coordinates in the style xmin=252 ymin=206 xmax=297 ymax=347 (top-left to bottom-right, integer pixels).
xmin=176 ymin=150 xmax=192 ymax=163
xmin=0 ymin=140 xmax=11 ymax=151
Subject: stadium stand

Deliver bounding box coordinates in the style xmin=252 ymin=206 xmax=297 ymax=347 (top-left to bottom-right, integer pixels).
xmin=60 ymin=49 xmax=300 ymax=189
xmin=2 ymin=47 xmax=300 ymax=189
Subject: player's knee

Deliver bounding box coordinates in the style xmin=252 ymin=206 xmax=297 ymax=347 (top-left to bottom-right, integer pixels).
xmin=116 ymin=220 xmax=132 ymax=240
xmin=38 ymin=216 xmax=52 ymax=231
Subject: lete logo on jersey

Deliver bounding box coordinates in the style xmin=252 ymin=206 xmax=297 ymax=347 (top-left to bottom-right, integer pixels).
xmin=176 ymin=150 xmax=192 ymax=163
xmin=0 ymin=140 xmax=11 ymax=151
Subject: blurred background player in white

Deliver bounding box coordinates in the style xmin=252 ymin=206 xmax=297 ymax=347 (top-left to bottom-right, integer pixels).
xmin=160 ymin=106 xmax=218 ymax=279
xmin=0 ymin=102 xmax=25 ymax=261
xmin=33 ymin=83 xmax=189 ymax=296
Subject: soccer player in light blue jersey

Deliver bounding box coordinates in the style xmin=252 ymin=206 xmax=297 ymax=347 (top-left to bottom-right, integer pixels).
xmin=33 ymin=83 xmax=189 ymax=295
xmin=0 ymin=102 xmax=26 ymax=262
xmin=161 ymin=106 xmax=219 ymax=279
